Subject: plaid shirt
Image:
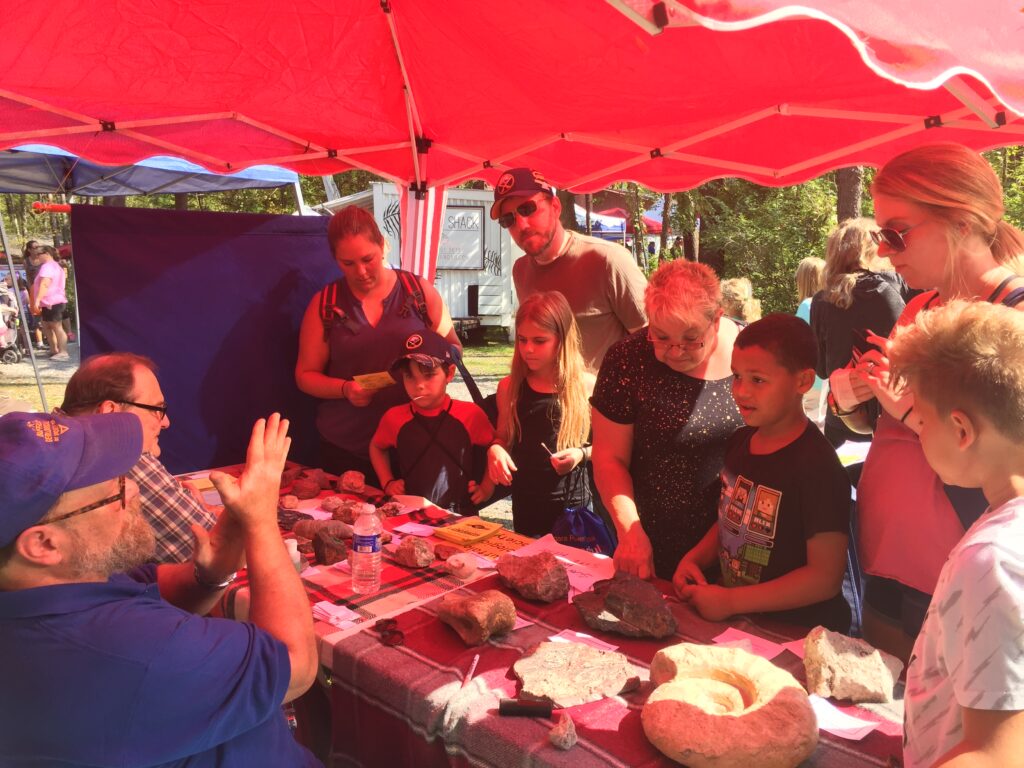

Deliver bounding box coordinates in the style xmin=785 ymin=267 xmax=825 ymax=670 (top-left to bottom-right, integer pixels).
xmin=130 ymin=453 xmax=218 ymax=564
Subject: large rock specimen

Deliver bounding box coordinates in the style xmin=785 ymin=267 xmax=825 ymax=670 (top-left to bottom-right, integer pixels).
xmin=395 ymin=536 xmax=435 ymax=568
xmin=290 ymin=477 xmax=321 ymax=500
xmin=293 ymin=519 xmax=353 ymax=541
xmin=642 ymin=643 xmax=818 ymax=768
xmin=496 ymin=552 xmax=569 ymax=602
xmin=513 ymin=641 xmax=641 ymax=708
xmin=437 ymin=590 xmax=517 ymax=645
xmin=573 ymin=572 xmax=678 ymax=638
xmin=313 ymin=529 xmax=348 ymax=566
xmin=803 ymin=625 xmax=904 ymax=703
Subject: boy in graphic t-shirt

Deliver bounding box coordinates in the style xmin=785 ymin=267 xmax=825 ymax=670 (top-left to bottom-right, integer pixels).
xmin=369 ymin=330 xmax=494 ymax=515
xmin=675 ymin=314 xmax=852 ymax=632
xmin=887 ymin=301 xmax=1024 ymax=768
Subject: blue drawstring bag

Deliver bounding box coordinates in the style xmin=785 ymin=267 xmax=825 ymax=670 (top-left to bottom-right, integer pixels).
xmin=552 ymin=504 xmax=617 ymax=555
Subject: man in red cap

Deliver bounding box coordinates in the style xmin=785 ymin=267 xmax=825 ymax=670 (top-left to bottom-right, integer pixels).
xmin=491 ymin=167 xmax=647 ymax=373
xmin=0 ymin=410 xmax=319 ymax=767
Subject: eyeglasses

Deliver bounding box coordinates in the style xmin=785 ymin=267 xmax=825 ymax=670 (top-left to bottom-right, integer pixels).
xmin=121 ymin=400 xmax=168 ymax=420
xmin=373 ymin=618 xmax=405 ymax=646
xmin=497 ymin=200 xmax=539 ymax=229
xmin=871 ymin=223 xmax=919 ymax=252
xmin=647 ymin=321 xmax=713 ymax=353
xmin=46 ymin=475 xmax=126 ymax=525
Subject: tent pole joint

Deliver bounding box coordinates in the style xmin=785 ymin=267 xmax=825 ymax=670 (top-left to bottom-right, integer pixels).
xmin=101 ymin=120 xmax=116 ymax=132
xmin=650 ymin=148 xmax=663 ymax=159
xmin=416 ymin=136 xmax=433 ymax=154
xmin=924 ymin=115 xmax=943 ymax=129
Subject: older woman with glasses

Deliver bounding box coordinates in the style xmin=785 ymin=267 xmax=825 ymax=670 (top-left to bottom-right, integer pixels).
xmin=836 ymin=143 xmax=1024 ymax=662
xmin=591 ymin=260 xmax=743 ymax=580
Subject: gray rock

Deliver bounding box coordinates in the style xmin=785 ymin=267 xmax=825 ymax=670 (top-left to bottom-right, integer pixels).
xmin=549 ymin=713 xmax=577 ymax=750
xmin=292 ymin=519 xmax=353 ymax=540
xmin=395 ymin=536 xmax=435 ymax=568
xmin=513 ymin=641 xmax=641 ymax=708
xmin=312 ymin=529 xmax=348 ymax=566
xmin=803 ymin=625 xmax=904 ymax=703
xmin=496 ymin=552 xmax=569 ymax=602
xmin=572 ymin=572 xmax=678 ymax=639
xmin=437 ymin=589 xmax=517 ymax=645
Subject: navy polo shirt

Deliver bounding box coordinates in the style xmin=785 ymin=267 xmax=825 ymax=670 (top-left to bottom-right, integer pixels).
xmin=0 ymin=564 xmax=320 ymax=767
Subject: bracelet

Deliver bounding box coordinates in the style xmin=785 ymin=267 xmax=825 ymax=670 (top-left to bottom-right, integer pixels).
xmin=382 ymin=478 xmax=399 ymax=491
xmin=340 ymin=379 xmax=351 ymax=400
xmin=193 ymin=562 xmax=237 ymax=591
xmin=899 ymin=406 xmax=914 ymax=424
xmin=828 ymin=394 xmax=862 ymax=417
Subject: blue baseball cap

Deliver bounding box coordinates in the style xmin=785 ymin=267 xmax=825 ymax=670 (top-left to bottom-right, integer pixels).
xmin=0 ymin=411 xmax=143 ymax=547
xmin=389 ymin=329 xmax=454 ymax=374
xmin=489 ymin=167 xmax=554 ymax=219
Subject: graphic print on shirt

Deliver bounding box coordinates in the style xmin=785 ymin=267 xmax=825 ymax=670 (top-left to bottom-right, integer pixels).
xmin=718 ymin=472 xmax=782 ymax=585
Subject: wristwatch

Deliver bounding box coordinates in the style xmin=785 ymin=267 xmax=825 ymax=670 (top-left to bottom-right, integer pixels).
xmin=827 ymin=392 xmax=861 ymax=417
xmin=193 ymin=562 xmax=238 ymax=590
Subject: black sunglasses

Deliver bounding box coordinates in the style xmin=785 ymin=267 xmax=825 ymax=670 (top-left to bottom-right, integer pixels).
xmin=121 ymin=400 xmax=169 ymax=420
xmin=47 ymin=475 xmax=126 ymax=525
xmin=870 ymin=223 xmax=919 ymax=252
xmin=497 ymin=200 xmax=539 ymax=229
xmin=373 ymin=618 xmax=405 ymax=646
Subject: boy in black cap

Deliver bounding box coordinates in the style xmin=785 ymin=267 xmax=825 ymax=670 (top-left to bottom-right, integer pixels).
xmin=370 ymin=329 xmax=495 ymax=513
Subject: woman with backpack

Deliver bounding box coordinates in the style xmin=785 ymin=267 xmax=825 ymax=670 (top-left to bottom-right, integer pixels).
xmin=295 ymin=206 xmax=460 ymax=481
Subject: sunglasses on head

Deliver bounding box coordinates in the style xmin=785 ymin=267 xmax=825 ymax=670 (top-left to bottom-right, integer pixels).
xmin=870 ymin=223 xmax=919 ymax=252
xmin=497 ymin=200 xmax=539 ymax=229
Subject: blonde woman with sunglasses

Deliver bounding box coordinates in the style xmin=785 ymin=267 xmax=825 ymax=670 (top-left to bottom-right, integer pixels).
xmin=835 ymin=143 xmax=1024 ymax=662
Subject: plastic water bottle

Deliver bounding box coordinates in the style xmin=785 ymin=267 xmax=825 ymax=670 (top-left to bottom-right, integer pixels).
xmin=351 ymin=505 xmax=382 ymax=594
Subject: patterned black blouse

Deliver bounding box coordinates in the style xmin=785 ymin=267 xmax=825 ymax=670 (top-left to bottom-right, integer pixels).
xmin=591 ymin=330 xmax=743 ymax=579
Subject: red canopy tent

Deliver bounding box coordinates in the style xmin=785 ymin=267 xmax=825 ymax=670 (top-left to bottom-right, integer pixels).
xmin=0 ymin=0 xmax=1020 ymax=277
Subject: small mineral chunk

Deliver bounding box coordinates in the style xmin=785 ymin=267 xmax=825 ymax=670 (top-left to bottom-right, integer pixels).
xmin=337 ymin=470 xmax=366 ymax=494
xmin=434 ymin=543 xmax=466 ymax=560
xmin=445 ymin=553 xmax=477 ymax=580
xmin=313 ymin=529 xmax=348 ymax=566
xmin=279 ymin=494 xmax=299 ymax=510
xmin=437 ymin=590 xmax=516 ymax=645
xmin=301 ymin=467 xmax=333 ymax=490
xmin=394 ymin=536 xmax=434 ymax=567
xmin=496 ymin=552 xmax=569 ymax=602
xmin=291 ymin=477 xmax=321 ymax=500
xmin=549 ymin=713 xmax=577 ymax=750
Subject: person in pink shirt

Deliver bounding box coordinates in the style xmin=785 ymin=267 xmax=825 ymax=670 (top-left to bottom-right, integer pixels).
xmin=30 ymin=245 xmax=68 ymax=360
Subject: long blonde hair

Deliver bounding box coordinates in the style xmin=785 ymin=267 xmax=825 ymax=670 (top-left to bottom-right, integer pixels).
xmin=795 ymin=257 xmax=825 ymax=302
xmin=822 ymin=218 xmax=881 ymax=309
xmin=505 ymin=292 xmax=590 ymax=452
xmin=872 ymin=143 xmax=1024 ymax=292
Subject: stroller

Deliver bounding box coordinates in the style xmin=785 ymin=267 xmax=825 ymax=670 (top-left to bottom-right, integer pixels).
xmin=0 ymin=295 xmax=24 ymax=364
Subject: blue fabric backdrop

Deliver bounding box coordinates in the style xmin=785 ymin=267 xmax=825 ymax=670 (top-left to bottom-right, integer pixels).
xmin=72 ymin=204 xmax=338 ymax=474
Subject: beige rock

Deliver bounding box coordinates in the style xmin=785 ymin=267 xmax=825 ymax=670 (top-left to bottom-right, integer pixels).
xmin=445 ymin=553 xmax=477 ymax=580
xmin=496 ymin=551 xmax=569 ymax=602
xmin=803 ymin=625 xmax=904 ymax=703
xmin=549 ymin=713 xmax=577 ymax=750
xmin=642 ymin=643 xmax=818 ymax=768
xmin=337 ymin=470 xmax=366 ymax=494
xmin=395 ymin=536 xmax=435 ymax=567
xmin=279 ymin=494 xmax=299 ymax=510
xmin=513 ymin=641 xmax=641 ymax=707
xmin=437 ymin=590 xmax=516 ymax=645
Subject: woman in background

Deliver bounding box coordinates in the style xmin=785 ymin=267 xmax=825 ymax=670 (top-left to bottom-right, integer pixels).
xmin=795 ymin=257 xmax=826 ymax=427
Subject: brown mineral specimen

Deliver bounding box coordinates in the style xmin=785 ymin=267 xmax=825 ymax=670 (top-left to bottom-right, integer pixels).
xmin=330 ymin=498 xmax=370 ymax=524
xmin=496 ymin=552 xmax=569 ymax=602
xmin=291 ymin=477 xmax=321 ymax=500
xmin=394 ymin=536 xmax=435 ymax=567
xmin=313 ymin=529 xmax=348 ymax=566
xmin=292 ymin=519 xmax=353 ymax=541
xmin=337 ymin=470 xmax=366 ymax=494
xmin=279 ymin=494 xmax=299 ymax=510
xmin=281 ymin=466 xmax=302 ymax=486
xmin=437 ymin=589 xmax=517 ymax=645
xmin=573 ymin=572 xmax=678 ymax=638
xmin=297 ymin=467 xmax=332 ymax=490
xmin=803 ymin=626 xmax=904 ymax=703
xmin=434 ymin=543 xmax=466 ymax=560
xmin=643 ymin=643 xmax=818 ymax=768
xmin=512 ymin=642 xmax=641 ymax=707
xmin=549 ymin=713 xmax=577 ymax=750
xmin=376 ymin=501 xmax=404 ymax=517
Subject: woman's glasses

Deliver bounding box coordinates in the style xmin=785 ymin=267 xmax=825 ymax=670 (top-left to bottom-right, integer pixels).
xmin=374 ymin=618 xmax=404 ymax=646
xmin=870 ymin=223 xmax=919 ymax=252
xmin=646 ymin=319 xmax=714 ymax=353
xmin=497 ymin=200 xmax=539 ymax=229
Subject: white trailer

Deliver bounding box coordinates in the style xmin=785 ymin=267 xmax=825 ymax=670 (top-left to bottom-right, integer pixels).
xmin=322 ymin=183 xmax=518 ymax=340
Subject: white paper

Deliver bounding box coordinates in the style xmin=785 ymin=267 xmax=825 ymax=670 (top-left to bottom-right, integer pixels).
xmin=394 ymin=522 xmax=437 ymax=536
xmin=331 ymin=560 xmax=352 ymax=574
xmin=809 ymin=695 xmax=880 ymax=740
xmin=312 ymin=601 xmax=361 ymax=630
xmin=780 ymin=638 xmax=806 ymax=659
xmin=549 ymin=629 xmax=619 ymax=652
xmin=512 ymin=615 xmax=534 ymax=631
xmin=300 ymin=508 xmax=334 ymax=521
xmin=712 ymin=627 xmax=784 ymax=660
xmin=300 ymin=566 xmax=321 ymax=577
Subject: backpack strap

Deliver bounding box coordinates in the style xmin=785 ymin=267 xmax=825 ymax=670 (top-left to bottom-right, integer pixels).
xmin=395 ymin=270 xmax=430 ymax=326
xmin=999 ymin=286 xmax=1024 ymax=308
xmin=318 ymin=279 xmax=347 ymax=342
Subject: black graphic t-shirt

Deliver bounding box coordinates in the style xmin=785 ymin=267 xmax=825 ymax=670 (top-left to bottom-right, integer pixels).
xmin=718 ymin=422 xmax=852 ymax=631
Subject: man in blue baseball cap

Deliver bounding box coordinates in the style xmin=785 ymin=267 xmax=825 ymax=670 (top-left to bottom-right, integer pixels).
xmin=491 ymin=166 xmax=647 ymax=373
xmin=0 ymin=411 xmax=320 ymax=767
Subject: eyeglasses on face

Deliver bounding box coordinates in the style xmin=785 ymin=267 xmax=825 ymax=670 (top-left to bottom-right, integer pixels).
xmin=121 ymin=400 xmax=168 ymax=420
xmin=497 ymin=200 xmax=539 ymax=229
xmin=646 ymin=321 xmax=713 ymax=352
xmin=871 ymin=223 xmax=919 ymax=252
xmin=47 ymin=475 xmax=126 ymax=526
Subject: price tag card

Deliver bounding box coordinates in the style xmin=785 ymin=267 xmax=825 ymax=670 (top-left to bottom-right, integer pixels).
xmin=353 ymin=371 xmax=397 ymax=391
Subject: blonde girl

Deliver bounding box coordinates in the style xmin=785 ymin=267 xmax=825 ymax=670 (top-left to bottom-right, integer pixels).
xmin=487 ymin=291 xmax=595 ymax=535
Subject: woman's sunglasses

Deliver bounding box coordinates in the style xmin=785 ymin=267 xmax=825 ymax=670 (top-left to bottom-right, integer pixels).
xmin=497 ymin=200 xmax=539 ymax=229
xmin=374 ymin=618 xmax=404 ymax=646
xmin=870 ymin=223 xmax=919 ymax=252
